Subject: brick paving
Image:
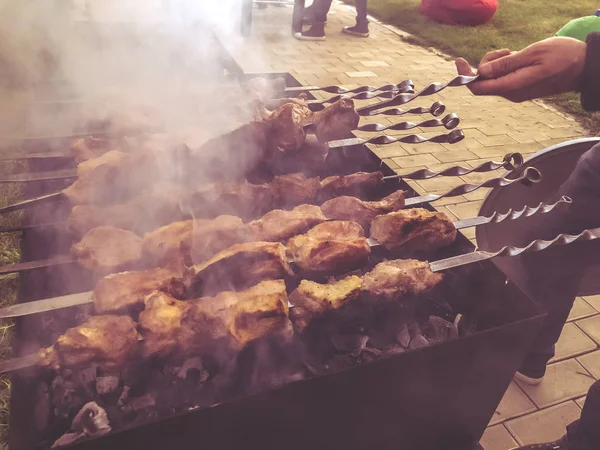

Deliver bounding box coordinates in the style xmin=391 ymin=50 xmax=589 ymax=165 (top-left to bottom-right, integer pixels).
xmin=225 ymin=2 xmax=597 ymax=449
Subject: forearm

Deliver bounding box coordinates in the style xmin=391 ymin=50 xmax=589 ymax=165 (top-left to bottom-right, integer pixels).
xmin=580 ymin=32 xmax=600 ymax=111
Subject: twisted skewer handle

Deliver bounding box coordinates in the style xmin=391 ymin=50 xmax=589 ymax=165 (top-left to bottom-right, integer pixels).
xmin=357 ymin=113 xmax=459 ymax=133
xmin=453 ymin=195 xmax=572 ymax=229
xmin=284 ymin=80 xmax=415 ymax=95
xmin=327 ymin=129 xmax=465 ymax=149
xmin=309 ymin=85 xmax=415 ymax=106
xmin=358 ymin=75 xmax=479 ymax=115
xmin=431 ymin=225 xmax=600 ymax=272
xmin=405 ymin=167 xmax=542 ymax=206
xmin=364 ymin=101 xmax=446 ymax=117
xmin=384 ymin=153 xmax=524 ymax=181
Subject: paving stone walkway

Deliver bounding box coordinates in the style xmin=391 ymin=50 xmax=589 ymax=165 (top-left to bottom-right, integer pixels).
xmin=223 ymin=2 xmax=598 ymax=449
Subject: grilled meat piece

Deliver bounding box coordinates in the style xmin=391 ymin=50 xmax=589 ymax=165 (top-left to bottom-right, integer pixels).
xmin=139 ymin=280 xmax=291 ymax=359
xmin=63 ymin=151 xmax=160 ymax=205
xmin=71 ymin=226 xmax=143 ymax=272
xmin=361 ymin=259 xmax=443 ymax=300
xmin=318 ymin=171 xmax=384 ymax=201
xmin=142 ymin=219 xmax=195 ymax=266
xmin=69 ymin=136 xmax=117 ymax=163
xmin=94 ymin=265 xmax=189 ymax=314
xmin=311 ymin=98 xmax=360 ymax=142
xmin=248 ymin=205 xmax=326 ymax=242
xmin=192 ymin=242 xmax=293 ymax=296
xmin=194 ymin=279 xmax=292 ymax=351
xmin=289 ymin=276 xmax=363 ymax=332
xmin=266 ymin=101 xmax=312 ymax=151
xmin=287 ymin=221 xmax=371 ymax=274
xmin=271 ymin=172 xmax=321 ymax=208
xmin=321 ymin=190 xmax=406 ymax=230
xmin=189 ymin=216 xmax=251 ymax=264
xmin=68 ymin=189 xmax=185 ymax=238
xmin=180 ymin=181 xmax=274 ymax=220
xmin=370 ymin=208 xmax=457 ymax=254
xmin=38 ymin=315 xmax=138 ymax=370
xmin=194 ymin=121 xmax=269 ymax=181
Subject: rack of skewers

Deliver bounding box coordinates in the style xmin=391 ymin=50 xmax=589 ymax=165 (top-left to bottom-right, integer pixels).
xmin=2 ymin=73 xmax=588 ymax=450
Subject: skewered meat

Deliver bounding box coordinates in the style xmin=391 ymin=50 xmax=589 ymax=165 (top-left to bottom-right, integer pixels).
xmin=370 ymin=208 xmax=457 ymax=254
xmin=69 ymin=136 xmax=117 ymax=163
xmin=311 ymin=98 xmax=360 ymax=142
xmin=321 ymin=190 xmax=406 ymax=230
xmin=71 ymin=226 xmax=143 ymax=272
xmin=38 ymin=315 xmax=138 ymax=371
xmin=67 ymin=188 xmax=186 ymax=238
xmin=63 ymin=151 xmax=161 ymax=206
xmin=76 ymin=150 xmax=127 ymax=177
xmin=189 ymin=216 xmax=251 ymax=264
xmin=94 ymin=264 xmax=189 ymax=314
xmin=194 ymin=279 xmax=292 ymax=350
xmin=138 ymin=291 xmax=198 ymax=359
xmin=266 ymin=102 xmax=312 ymax=151
xmin=141 ymin=220 xmax=194 ymax=266
xmin=140 ymin=280 xmax=291 ymax=359
xmin=318 ymin=171 xmax=384 ymax=201
xmin=271 ymin=172 xmax=321 ymax=208
xmin=194 ymin=121 xmax=269 ymax=181
xmin=192 ymin=242 xmax=293 ymax=296
xmin=180 ymin=181 xmax=274 ymax=220
xmin=287 ymin=221 xmax=370 ymax=274
xmin=361 ymin=259 xmax=443 ymax=300
xmin=289 ymin=276 xmax=363 ymax=332
xmin=248 ymin=205 xmax=326 ymax=242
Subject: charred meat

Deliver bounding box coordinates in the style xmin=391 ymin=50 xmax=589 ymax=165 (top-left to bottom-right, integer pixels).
xmin=287 ymin=221 xmax=370 ymax=274
xmin=248 ymin=204 xmax=326 ymax=243
xmin=370 ymin=208 xmax=457 ymax=254
xmin=289 ymin=276 xmax=363 ymax=332
xmin=318 ymin=171 xmax=384 ymax=201
xmin=71 ymin=226 xmax=143 ymax=272
xmin=192 ymin=242 xmax=293 ymax=296
xmin=38 ymin=315 xmax=138 ymax=371
xmin=361 ymin=259 xmax=443 ymax=300
xmin=265 ymin=101 xmax=312 ymax=151
xmin=93 ymin=265 xmax=189 ymax=315
xmin=271 ymin=172 xmax=321 ymax=208
xmin=69 ymin=137 xmax=120 ymax=163
xmin=189 ymin=216 xmax=252 ymax=265
xmin=311 ymin=98 xmax=360 ymax=142
xmin=321 ymin=190 xmax=406 ymax=230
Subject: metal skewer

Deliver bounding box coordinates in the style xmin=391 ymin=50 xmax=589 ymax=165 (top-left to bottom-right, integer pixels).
xmin=328 ymin=129 xmax=465 ymax=149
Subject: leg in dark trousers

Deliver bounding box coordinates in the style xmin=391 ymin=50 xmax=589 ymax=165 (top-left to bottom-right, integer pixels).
xmin=355 ymin=0 xmax=368 ymax=24
xmin=518 ymin=144 xmax=600 ymax=380
xmin=313 ymin=0 xmax=333 ymax=22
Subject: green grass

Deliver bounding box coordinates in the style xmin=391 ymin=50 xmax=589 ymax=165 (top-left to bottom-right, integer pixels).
xmin=363 ymin=0 xmax=600 ymax=132
xmin=0 ymin=160 xmax=25 ymax=446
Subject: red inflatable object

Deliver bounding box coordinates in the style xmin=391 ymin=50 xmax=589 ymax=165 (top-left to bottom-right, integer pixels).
xmin=420 ymin=0 xmax=498 ymax=26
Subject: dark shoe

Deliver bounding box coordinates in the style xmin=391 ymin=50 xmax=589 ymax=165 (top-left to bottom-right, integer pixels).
xmin=342 ymin=23 xmax=369 ymax=37
xmin=302 ymin=7 xmax=327 ymax=25
xmin=514 ymin=370 xmax=544 ymax=386
xmin=509 ymin=435 xmax=569 ymax=449
xmin=294 ymin=23 xmax=326 ymax=41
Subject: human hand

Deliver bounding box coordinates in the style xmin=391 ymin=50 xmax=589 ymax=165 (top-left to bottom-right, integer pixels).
xmin=455 ymin=37 xmax=587 ymax=102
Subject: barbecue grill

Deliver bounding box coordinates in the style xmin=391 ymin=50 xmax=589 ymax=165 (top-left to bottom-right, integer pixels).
xmin=4 ymin=71 xmax=550 ymax=450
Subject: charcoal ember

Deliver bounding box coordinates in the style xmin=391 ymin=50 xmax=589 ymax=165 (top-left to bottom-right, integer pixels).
xmin=408 ymin=334 xmax=430 ymax=350
xmin=34 ymin=382 xmax=51 ymax=432
xmin=425 ymin=315 xmax=459 ymax=344
xmin=51 ymin=376 xmax=86 ymax=419
xmin=117 ymin=386 xmax=131 ymax=408
xmin=455 ymin=313 xmax=477 ymax=336
xmin=96 ymin=376 xmax=120 ymax=395
xmin=331 ymin=333 xmax=368 ymax=353
xmin=121 ymin=393 xmax=156 ymax=413
xmin=395 ymin=323 xmax=411 ymax=348
xmin=51 ymin=402 xmax=111 ymax=448
xmin=177 ymin=357 xmax=209 ymax=383
xmin=383 ymin=344 xmax=406 ymax=355
xmin=78 ymin=365 xmax=98 ymax=387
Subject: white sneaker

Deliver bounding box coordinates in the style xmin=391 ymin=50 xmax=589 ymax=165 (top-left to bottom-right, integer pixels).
xmin=514 ymin=370 xmax=544 ymax=386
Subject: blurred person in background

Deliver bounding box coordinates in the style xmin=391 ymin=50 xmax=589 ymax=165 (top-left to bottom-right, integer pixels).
xmin=455 ymin=33 xmax=600 ymax=449
xmin=295 ymin=0 xmax=369 ymax=40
